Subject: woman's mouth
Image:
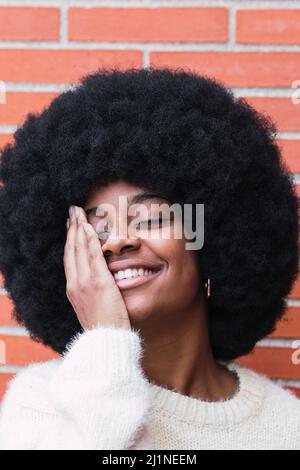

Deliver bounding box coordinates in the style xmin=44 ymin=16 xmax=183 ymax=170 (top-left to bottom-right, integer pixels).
xmin=113 ymin=266 xmax=162 ymax=290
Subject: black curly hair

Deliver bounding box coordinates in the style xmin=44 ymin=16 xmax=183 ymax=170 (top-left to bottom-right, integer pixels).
xmin=0 ymin=67 xmax=298 ymax=361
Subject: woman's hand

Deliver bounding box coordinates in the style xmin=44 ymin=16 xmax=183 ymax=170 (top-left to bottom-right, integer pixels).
xmin=64 ymin=205 xmax=131 ymax=331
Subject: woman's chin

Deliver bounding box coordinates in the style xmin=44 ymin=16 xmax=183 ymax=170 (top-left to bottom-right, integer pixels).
xmin=125 ymin=302 xmax=155 ymax=323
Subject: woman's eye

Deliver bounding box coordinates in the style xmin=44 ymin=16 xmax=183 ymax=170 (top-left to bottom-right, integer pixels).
xmin=135 ymin=217 xmax=169 ymax=229
xmin=96 ymin=230 xmax=110 ymax=240
xmin=95 ymin=221 xmax=111 ymax=239
xmin=93 ymin=217 xmax=171 ymax=238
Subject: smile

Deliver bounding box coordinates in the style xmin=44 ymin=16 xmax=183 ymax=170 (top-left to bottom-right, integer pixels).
xmin=113 ymin=267 xmax=162 ymax=290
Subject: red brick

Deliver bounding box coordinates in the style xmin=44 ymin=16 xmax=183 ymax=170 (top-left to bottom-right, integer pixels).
xmin=0 ymin=50 xmax=142 ymax=84
xmin=284 ymin=385 xmax=300 ymax=399
xmin=0 ymin=7 xmax=60 ymax=41
xmin=0 ymin=334 xmax=59 ymax=365
xmin=0 ymin=295 xmax=19 ymax=327
xmin=290 ymin=276 xmax=300 ymax=299
xmin=277 ymin=139 xmax=300 ymax=173
xmin=237 ymin=9 xmax=300 ymax=45
xmin=0 ymin=92 xmax=58 ymax=125
xmin=269 ymin=307 xmax=300 ymax=339
xmin=0 ymin=372 xmax=15 ymax=400
xmin=69 ymin=7 xmax=228 ymax=43
xmin=0 ymin=134 xmax=13 ymax=150
xmin=150 ymin=52 xmax=300 ymax=87
xmin=245 ymin=97 xmax=300 ymax=133
xmin=236 ymin=346 xmax=300 ymax=380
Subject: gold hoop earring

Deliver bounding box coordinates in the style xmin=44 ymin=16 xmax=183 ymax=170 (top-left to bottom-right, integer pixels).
xmin=205 ymin=278 xmax=211 ymax=298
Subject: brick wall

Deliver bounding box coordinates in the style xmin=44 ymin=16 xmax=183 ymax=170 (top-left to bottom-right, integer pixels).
xmin=0 ymin=0 xmax=300 ymax=401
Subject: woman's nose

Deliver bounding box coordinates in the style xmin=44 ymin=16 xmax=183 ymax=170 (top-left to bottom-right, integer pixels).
xmin=101 ymin=231 xmax=141 ymax=257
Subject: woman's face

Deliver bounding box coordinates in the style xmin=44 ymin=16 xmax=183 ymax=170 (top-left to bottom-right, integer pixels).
xmin=83 ymin=179 xmax=202 ymax=323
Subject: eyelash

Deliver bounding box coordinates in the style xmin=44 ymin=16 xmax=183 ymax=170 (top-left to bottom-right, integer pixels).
xmin=96 ymin=216 xmax=169 ymax=238
xmin=135 ymin=217 xmax=169 ymax=229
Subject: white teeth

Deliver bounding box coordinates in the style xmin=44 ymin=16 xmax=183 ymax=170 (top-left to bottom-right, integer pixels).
xmin=113 ymin=267 xmax=155 ymax=280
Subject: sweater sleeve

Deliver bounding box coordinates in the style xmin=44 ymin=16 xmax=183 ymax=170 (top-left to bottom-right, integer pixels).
xmin=0 ymin=326 xmax=153 ymax=450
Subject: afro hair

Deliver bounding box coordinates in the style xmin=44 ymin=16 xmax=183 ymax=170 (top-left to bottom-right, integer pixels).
xmin=0 ymin=67 xmax=298 ymax=361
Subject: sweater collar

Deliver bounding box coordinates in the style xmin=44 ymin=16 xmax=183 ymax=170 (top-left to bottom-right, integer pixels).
xmin=147 ymin=361 xmax=266 ymax=425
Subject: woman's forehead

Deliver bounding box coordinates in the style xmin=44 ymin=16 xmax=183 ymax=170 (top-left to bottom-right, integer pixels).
xmin=84 ymin=180 xmax=169 ymax=212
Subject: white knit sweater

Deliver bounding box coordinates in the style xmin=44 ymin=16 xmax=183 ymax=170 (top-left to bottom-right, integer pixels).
xmin=0 ymin=326 xmax=299 ymax=450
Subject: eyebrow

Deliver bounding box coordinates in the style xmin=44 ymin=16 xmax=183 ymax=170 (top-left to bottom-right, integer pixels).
xmin=85 ymin=193 xmax=169 ymax=215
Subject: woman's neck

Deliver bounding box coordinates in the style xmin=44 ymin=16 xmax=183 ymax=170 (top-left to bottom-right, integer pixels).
xmin=138 ymin=297 xmax=239 ymax=402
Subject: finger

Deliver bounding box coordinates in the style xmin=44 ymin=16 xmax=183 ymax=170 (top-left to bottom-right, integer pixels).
xmin=78 ymin=207 xmax=89 ymax=224
xmin=75 ymin=213 xmax=91 ymax=279
xmin=82 ymin=222 xmax=110 ymax=279
xmin=64 ymin=209 xmax=78 ymax=287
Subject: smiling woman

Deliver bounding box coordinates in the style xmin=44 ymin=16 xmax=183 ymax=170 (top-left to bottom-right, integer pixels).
xmin=82 ymin=179 xmax=202 ymax=323
xmin=0 ymin=68 xmax=299 ymax=450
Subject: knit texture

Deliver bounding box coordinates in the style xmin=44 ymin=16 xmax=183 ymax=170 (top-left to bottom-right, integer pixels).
xmin=0 ymin=326 xmax=299 ymax=450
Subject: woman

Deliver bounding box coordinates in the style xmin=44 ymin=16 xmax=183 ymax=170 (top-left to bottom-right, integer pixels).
xmin=0 ymin=68 xmax=299 ymax=450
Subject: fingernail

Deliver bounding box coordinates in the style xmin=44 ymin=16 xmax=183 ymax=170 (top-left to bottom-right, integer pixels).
xmin=74 ymin=206 xmax=80 ymax=218
xmin=69 ymin=206 xmax=75 ymax=218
